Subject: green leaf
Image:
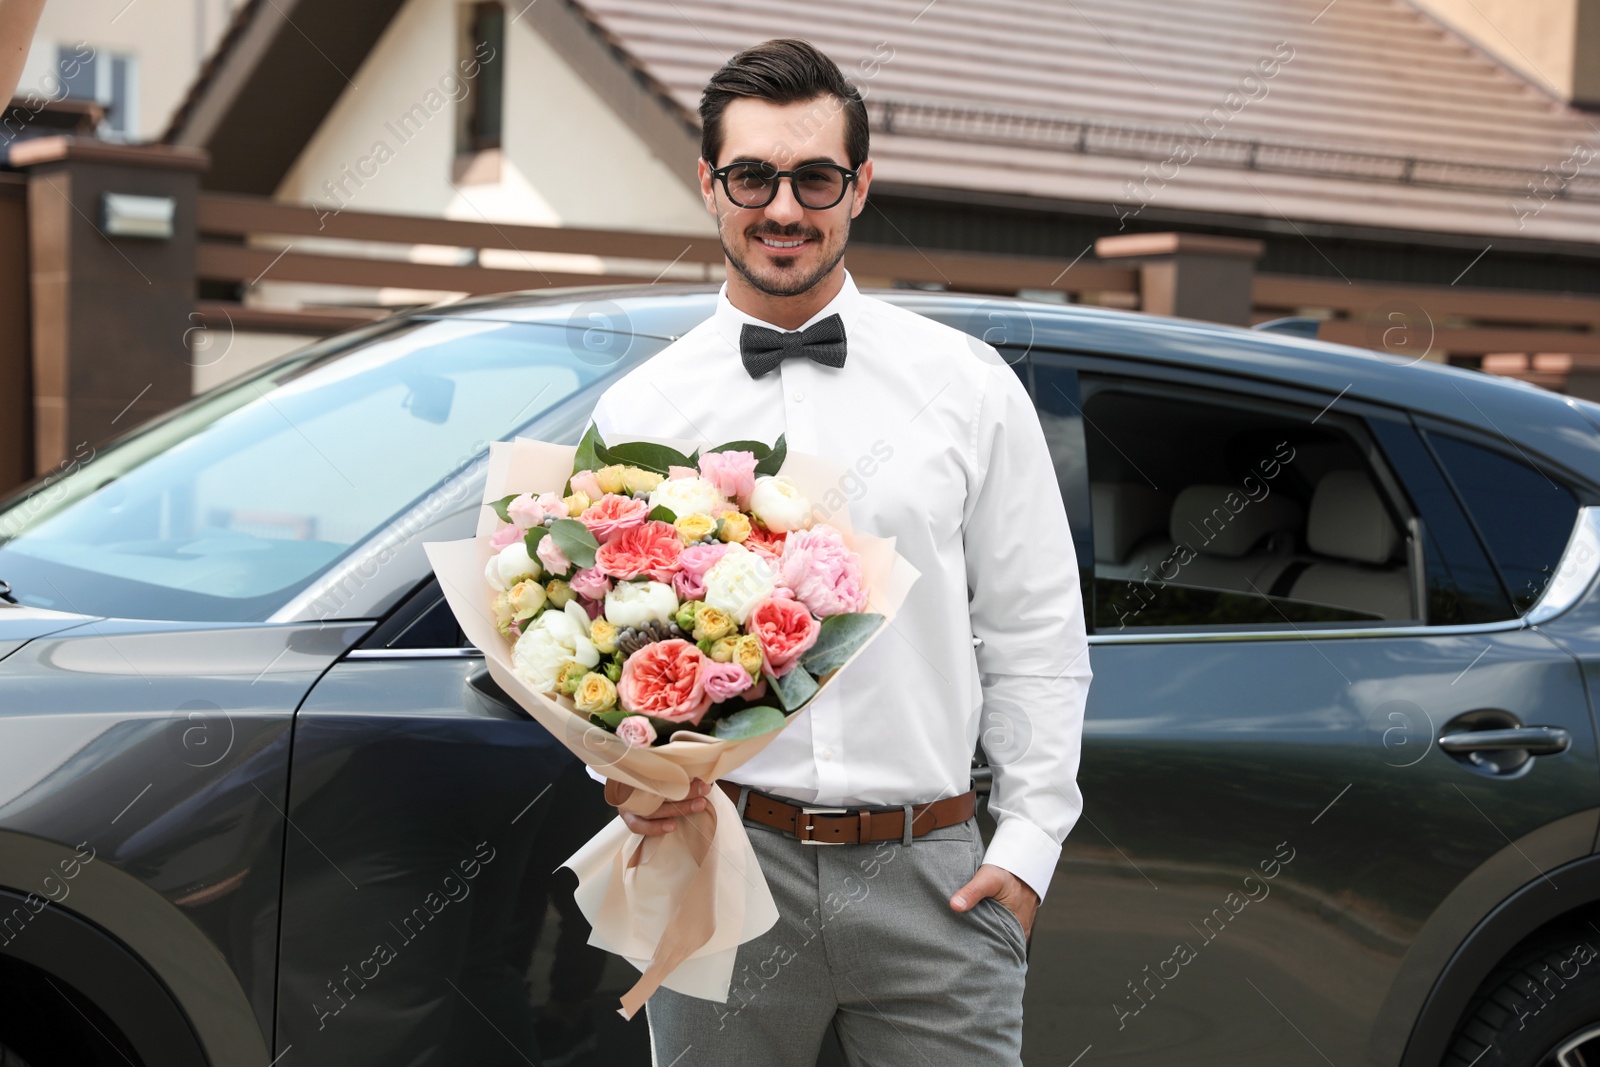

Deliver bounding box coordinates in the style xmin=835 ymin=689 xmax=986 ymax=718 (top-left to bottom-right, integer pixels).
xmin=489 ymin=493 xmax=520 ymax=523
xmin=550 ymin=517 xmax=600 ymax=569
xmin=712 ymin=705 xmax=786 ymax=741
xmin=597 ymin=441 xmax=694 ymax=475
xmin=589 ymin=707 xmax=628 ymax=730
xmin=648 ymin=504 xmax=677 ymax=524
xmin=523 ymin=525 xmax=549 ymax=558
xmin=754 ymin=433 xmax=787 ymax=477
xmin=799 ymin=613 xmax=884 ymax=678
xmin=766 ymin=663 xmax=818 ymax=712
xmin=573 ymin=423 xmax=606 ymax=478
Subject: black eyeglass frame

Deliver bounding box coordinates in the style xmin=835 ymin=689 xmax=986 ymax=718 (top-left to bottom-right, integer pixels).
xmin=708 ymin=161 xmax=861 ymax=210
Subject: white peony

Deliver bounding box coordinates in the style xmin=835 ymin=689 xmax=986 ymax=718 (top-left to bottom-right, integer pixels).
xmin=747 ymin=475 xmax=814 ymax=533
xmin=649 ymin=476 xmax=725 ymax=519
xmin=512 ymin=601 xmax=600 ymax=693
xmin=702 ymin=543 xmax=777 ymax=623
xmin=604 ymin=580 xmax=680 ymax=629
xmin=486 ymin=541 xmax=540 ymax=591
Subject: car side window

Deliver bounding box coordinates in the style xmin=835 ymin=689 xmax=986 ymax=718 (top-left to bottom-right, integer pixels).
xmin=1424 ymin=431 xmax=1579 ymax=613
xmin=359 ymin=578 xmax=470 ymax=650
xmin=1073 ymin=379 xmax=1419 ymax=633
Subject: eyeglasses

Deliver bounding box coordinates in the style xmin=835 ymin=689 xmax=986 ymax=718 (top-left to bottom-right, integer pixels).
xmin=709 ymin=161 xmax=859 ymax=210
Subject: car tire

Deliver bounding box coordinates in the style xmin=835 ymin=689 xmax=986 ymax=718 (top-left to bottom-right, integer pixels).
xmin=1445 ymin=930 xmax=1600 ymax=1066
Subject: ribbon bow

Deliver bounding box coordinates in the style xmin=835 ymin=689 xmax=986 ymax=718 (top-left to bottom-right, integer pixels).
xmin=739 ymin=313 xmax=848 ymax=379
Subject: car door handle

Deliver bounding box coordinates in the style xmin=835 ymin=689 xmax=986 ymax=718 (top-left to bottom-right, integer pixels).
xmin=1438 ymin=727 xmax=1571 ymax=756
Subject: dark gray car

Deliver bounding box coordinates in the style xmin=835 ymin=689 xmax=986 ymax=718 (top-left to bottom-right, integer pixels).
xmin=3 ymin=287 xmax=1599 ymax=1067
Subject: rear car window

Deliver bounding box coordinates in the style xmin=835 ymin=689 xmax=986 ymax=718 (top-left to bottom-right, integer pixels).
xmin=1073 ymin=382 xmax=1418 ymax=632
xmin=1425 ymin=433 xmax=1579 ymax=613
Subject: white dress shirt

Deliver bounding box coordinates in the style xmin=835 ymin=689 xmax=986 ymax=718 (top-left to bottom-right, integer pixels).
xmin=588 ymin=271 xmax=1091 ymax=899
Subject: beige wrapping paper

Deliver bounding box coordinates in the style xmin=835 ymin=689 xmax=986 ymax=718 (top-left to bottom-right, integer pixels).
xmin=424 ymin=435 xmax=919 ymax=1018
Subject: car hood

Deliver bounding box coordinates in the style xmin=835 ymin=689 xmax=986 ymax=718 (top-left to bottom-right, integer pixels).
xmin=0 ymin=603 xmax=97 ymax=662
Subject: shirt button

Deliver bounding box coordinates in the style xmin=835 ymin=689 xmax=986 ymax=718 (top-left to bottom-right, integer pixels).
xmin=820 ymin=746 xmax=834 ymax=760
xmin=793 ymin=390 xmax=805 ymax=403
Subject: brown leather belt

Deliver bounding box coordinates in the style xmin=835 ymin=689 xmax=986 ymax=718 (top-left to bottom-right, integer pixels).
xmin=717 ymin=780 xmax=977 ymax=845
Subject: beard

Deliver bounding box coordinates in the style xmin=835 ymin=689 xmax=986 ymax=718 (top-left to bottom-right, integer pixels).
xmin=719 ymin=217 xmax=851 ymax=298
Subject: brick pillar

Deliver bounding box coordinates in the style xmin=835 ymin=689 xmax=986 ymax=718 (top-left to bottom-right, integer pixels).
xmin=11 ymin=137 xmax=206 ymax=475
xmin=1095 ymin=232 xmax=1264 ymax=326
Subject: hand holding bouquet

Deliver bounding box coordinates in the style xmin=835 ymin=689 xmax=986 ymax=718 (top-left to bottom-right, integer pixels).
xmin=425 ymin=427 xmax=917 ymax=1018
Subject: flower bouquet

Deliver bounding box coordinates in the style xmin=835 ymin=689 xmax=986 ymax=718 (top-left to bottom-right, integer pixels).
xmin=423 ymin=426 xmax=918 ymax=1018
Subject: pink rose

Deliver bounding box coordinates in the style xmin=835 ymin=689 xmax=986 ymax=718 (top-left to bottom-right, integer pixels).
xmin=579 ymin=493 xmax=650 ymax=542
xmin=537 ymin=491 xmax=569 ymax=518
xmin=702 ymin=660 xmax=754 ymax=702
xmin=744 ymin=523 xmax=787 ymax=563
xmin=616 ymin=715 xmax=658 ymax=747
xmin=570 ymin=469 xmax=603 ymax=501
xmin=507 ymin=493 xmax=544 ymax=528
xmin=668 ymin=464 xmax=699 ymax=481
xmin=617 ymin=639 xmax=711 ymax=724
xmin=536 ymin=534 xmax=571 ymax=575
xmin=778 ymin=524 xmax=868 ymax=617
xmin=672 ymin=541 xmax=730 ymax=600
xmin=595 ymin=521 xmax=683 ymax=582
xmin=569 ymin=566 xmax=612 ymax=600
xmin=746 ymin=595 xmax=821 ymax=677
xmin=490 ymin=522 xmax=524 ymax=550
xmin=699 ymin=450 xmax=758 ymax=506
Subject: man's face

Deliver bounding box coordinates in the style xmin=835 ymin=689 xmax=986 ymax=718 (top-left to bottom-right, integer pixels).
xmin=700 ymin=96 xmax=872 ymax=299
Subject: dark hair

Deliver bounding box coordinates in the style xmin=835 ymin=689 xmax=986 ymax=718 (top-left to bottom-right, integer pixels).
xmin=699 ymin=39 xmax=869 ymax=169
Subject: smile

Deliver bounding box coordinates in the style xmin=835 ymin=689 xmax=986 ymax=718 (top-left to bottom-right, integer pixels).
xmin=757 ymin=236 xmax=810 ymax=250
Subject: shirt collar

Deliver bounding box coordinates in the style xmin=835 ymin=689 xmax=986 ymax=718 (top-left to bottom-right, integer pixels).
xmin=711 ymin=269 xmax=864 ymax=353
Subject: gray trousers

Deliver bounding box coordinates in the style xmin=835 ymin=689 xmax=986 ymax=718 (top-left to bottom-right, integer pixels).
xmin=645 ymin=791 xmax=1029 ymax=1067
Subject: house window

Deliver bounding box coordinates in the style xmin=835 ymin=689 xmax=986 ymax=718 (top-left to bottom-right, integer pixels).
xmin=57 ymin=45 xmax=136 ymax=139
xmin=458 ymin=3 xmax=504 ymax=155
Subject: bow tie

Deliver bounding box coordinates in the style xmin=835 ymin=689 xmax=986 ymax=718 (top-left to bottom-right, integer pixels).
xmin=739 ymin=313 xmax=848 ymax=379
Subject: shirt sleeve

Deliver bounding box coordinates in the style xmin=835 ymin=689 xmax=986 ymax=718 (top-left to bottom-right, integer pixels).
xmin=962 ymin=361 xmax=1092 ymax=901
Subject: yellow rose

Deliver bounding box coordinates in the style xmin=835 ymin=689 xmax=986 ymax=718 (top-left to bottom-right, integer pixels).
xmin=717 ymin=512 xmax=752 ymax=543
xmin=493 ymin=591 xmax=516 ymax=637
xmin=622 ymin=466 xmax=664 ymax=494
xmin=556 ymin=660 xmax=588 ymax=695
xmin=508 ymin=578 xmax=546 ymax=621
xmin=546 ymin=579 xmax=575 ymax=608
xmin=734 ymin=634 xmax=764 ymax=678
xmin=589 ymin=617 xmax=618 ymax=655
xmin=596 ymin=465 xmax=627 ymax=495
xmin=574 ymin=671 xmax=618 ymax=714
xmin=693 ymin=605 xmax=736 ymax=643
xmin=708 ymin=636 xmax=739 ymax=663
xmin=674 ymin=512 xmax=717 ymax=545
xmin=563 ymin=491 xmax=591 ymax=514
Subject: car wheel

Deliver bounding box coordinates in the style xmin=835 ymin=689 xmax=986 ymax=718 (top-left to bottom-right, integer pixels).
xmin=1446 ymin=932 xmax=1600 ymax=1066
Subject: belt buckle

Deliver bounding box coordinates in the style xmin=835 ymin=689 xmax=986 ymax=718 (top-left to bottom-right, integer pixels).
xmin=798 ymin=806 xmax=848 ymax=845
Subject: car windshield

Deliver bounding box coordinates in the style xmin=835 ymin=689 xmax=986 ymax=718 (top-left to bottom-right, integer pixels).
xmin=0 ymin=316 xmax=663 ymax=622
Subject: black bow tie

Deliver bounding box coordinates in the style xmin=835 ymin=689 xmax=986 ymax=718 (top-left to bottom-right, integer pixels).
xmin=739 ymin=314 xmax=848 ymax=379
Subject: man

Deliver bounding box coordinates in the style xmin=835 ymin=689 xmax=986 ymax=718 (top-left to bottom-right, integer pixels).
xmin=588 ymin=38 xmax=1091 ymax=1067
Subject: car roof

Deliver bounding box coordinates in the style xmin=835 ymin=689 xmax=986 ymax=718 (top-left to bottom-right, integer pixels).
xmin=431 ymin=283 xmax=1600 ymax=486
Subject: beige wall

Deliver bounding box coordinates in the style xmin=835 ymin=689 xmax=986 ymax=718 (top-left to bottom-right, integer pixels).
xmin=274 ymin=0 xmax=711 ymax=231
xmin=1412 ymin=0 xmax=1600 ymax=102
xmin=264 ymin=0 xmax=714 ymax=311
xmin=19 ymin=0 xmax=236 ymax=139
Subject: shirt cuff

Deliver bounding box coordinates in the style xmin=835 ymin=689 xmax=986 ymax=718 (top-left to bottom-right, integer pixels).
xmin=982 ymin=813 xmax=1062 ymax=901
xmin=584 ymin=764 xmax=606 ymax=785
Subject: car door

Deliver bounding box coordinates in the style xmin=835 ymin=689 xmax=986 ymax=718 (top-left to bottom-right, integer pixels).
xmin=1016 ymin=352 xmax=1600 ymax=1067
